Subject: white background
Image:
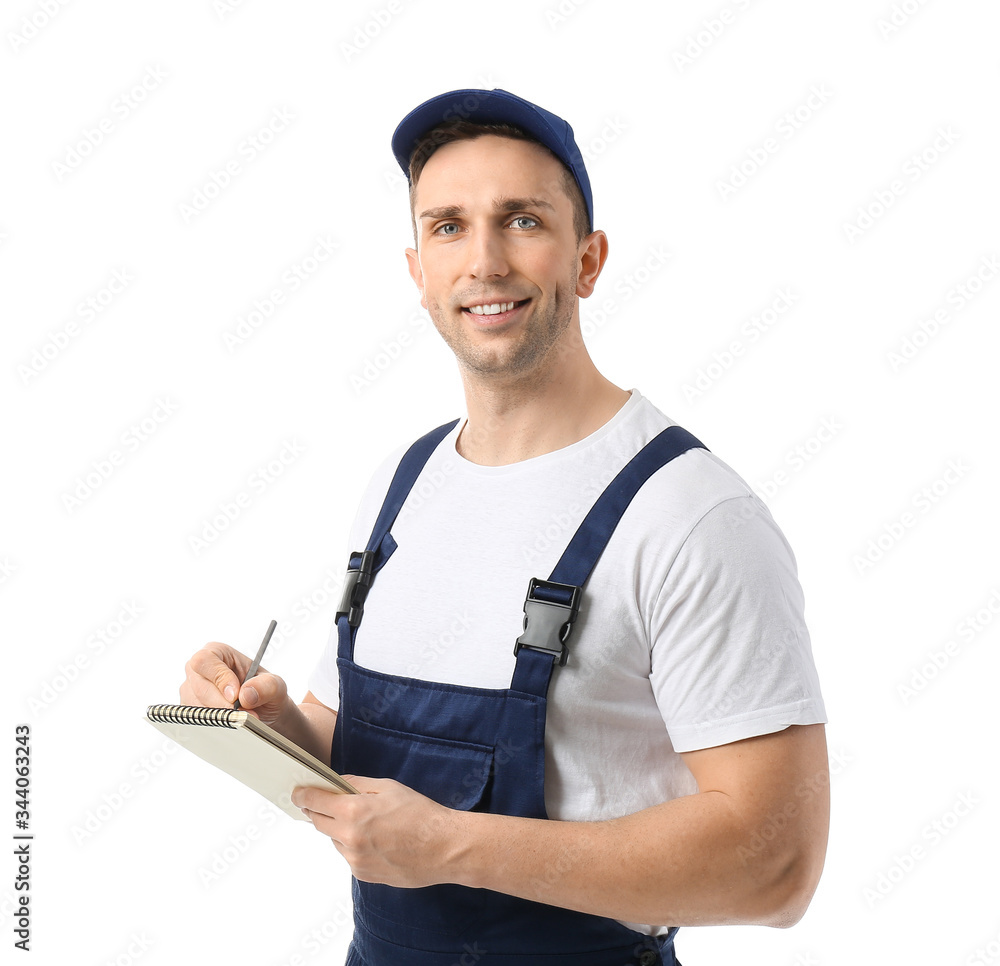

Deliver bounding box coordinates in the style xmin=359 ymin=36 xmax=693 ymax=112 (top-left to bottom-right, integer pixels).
xmin=4 ymin=0 xmax=999 ymax=963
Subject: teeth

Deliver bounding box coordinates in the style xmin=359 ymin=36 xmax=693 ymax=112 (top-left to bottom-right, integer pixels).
xmin=467 ymin=301 xmax=517 ymax=315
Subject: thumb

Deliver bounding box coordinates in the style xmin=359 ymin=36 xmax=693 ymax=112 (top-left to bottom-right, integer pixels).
xmin=237 ymin=670 xmax=287 ymax=721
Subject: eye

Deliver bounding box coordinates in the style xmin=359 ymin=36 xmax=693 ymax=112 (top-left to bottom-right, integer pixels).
xmin=510 ymin=216 xmax=538 ymax=229
xmin=434 ymin=223 xmax=460 ymax=235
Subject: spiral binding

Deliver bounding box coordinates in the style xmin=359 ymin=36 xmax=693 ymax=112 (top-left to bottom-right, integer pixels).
xmin=146 ymin=704 xmax=241 ymax=728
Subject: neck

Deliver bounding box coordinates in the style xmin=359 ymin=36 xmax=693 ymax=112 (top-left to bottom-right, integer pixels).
xmin=455 ymin=343 xmax=630 ymax=466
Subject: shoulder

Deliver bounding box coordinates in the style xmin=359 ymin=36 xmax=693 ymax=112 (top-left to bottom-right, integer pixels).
xmin=610 ymin=396 xmax=804 ymax=603
xmin=624 ymin=393 xmax=761 ymax=532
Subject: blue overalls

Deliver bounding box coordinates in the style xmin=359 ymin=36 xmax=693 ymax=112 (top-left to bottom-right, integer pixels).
xmin=331 ymin=420 xmax=705 ymax=966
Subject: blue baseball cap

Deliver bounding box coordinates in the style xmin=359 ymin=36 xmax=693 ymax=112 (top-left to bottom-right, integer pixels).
xmin=391 ymin=88 xmax=593 ymax=231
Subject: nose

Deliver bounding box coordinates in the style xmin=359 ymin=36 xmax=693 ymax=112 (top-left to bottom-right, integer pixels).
xmin=466 ymin=225 xmax=509 ymax=280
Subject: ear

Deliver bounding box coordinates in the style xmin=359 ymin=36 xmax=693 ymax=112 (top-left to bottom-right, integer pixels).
xmin=575 ymin=230 xmax=609 ymax=299
xmin=405 ymin=247 xmax=427 ymax=309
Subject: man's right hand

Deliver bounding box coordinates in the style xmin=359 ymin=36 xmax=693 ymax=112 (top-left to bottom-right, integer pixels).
xmin=180 ymin=642 xmax=291 ymax=726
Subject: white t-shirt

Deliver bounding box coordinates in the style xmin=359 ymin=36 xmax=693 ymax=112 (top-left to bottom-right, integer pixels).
xmin=309 ymin=386 xmax=826 ymax=825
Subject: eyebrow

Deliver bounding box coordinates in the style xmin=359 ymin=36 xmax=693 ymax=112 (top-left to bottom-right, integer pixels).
xmin=418 ymin=197 xmax=556 ymax=222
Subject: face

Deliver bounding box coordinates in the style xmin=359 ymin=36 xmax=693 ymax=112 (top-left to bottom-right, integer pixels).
xmin=405 ymin=135 xmax=593 ymax=385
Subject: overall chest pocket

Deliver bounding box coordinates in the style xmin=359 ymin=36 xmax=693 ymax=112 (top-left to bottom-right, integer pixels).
xmin=346 ymin=717 xmax=496 ymax=811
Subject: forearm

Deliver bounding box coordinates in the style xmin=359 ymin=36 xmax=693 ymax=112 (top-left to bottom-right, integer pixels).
xmin=272 ymin=700 xmax=337 ymax=764
xmin=447 ymin=791 xmax=819 ymax=927
xmin=294 ymin=726 xmax=828 ymax=925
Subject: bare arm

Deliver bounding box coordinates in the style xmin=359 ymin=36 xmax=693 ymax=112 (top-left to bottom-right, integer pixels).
xmin=293 ymin=722 xmax=829 ymax=928
xmin=450 ymin=722 xmax=829 ymax=926
xmin=272 ymin=691 xmax=338 ymax=764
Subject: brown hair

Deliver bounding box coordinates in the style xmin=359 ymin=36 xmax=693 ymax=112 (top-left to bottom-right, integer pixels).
xmin=406 ymin=120 xmax=591 ymax=245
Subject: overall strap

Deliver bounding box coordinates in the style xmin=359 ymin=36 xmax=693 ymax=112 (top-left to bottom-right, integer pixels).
xmin=366 ymin=419 xmax=462 ymax=557
xmin=336 ymin=419 xmax=459 ymax=657
xmin=551 ymin=425 xmax=705 ymax=590
xmin=511 ymin=425 xmax=706 ymax=696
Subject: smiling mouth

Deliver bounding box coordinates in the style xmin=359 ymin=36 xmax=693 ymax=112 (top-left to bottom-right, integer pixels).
xmin=461 ymin=299 xmax=531 ymax=316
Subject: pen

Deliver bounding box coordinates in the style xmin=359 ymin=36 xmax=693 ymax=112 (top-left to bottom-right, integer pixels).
xmin=233 ymin=619 xmax=277 ymax=711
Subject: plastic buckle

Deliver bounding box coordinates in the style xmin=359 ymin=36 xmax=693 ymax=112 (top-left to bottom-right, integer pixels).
xmin=513 ymin=578 xmax=581 ymax=666
xmin=336 ymin=550 xmax=376 ymax=627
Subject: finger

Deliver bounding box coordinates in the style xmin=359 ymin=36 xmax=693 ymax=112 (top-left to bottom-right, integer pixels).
xmin=304 ymin=809 xmax=347 ymax=847
xmin=182 ymin=645 xmax=248 ymax=706
xmin=180 ymin=663 xmax=239 ymax=708
xmin=341 ymin=775 xmax=385 ymax=794
xmin=237 ymin=670 xmax=284 ymax=709
xmin=182 ymin=668 xmax=240 ymax=707
xmin=292 ymin=786 xmax=329 ymax=812
xmin=292 ymin=785 xmax=356 ymax=817
xmin=187 ymin=645 xmax=245 ymax=685
xmin=187 ymin=642 xmax=245 ymax=673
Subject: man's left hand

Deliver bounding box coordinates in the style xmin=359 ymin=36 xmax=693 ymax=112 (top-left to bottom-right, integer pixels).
xmin=291 ymin=778 xmax=462 ymax=888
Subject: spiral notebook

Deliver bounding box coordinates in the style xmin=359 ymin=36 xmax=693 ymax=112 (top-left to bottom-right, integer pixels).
xmin=145 ymin=704 xmax=357 ymax=821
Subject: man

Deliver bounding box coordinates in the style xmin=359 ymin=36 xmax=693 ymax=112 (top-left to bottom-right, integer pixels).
xmin=181 ymin=89 xmax=829 ymax=965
